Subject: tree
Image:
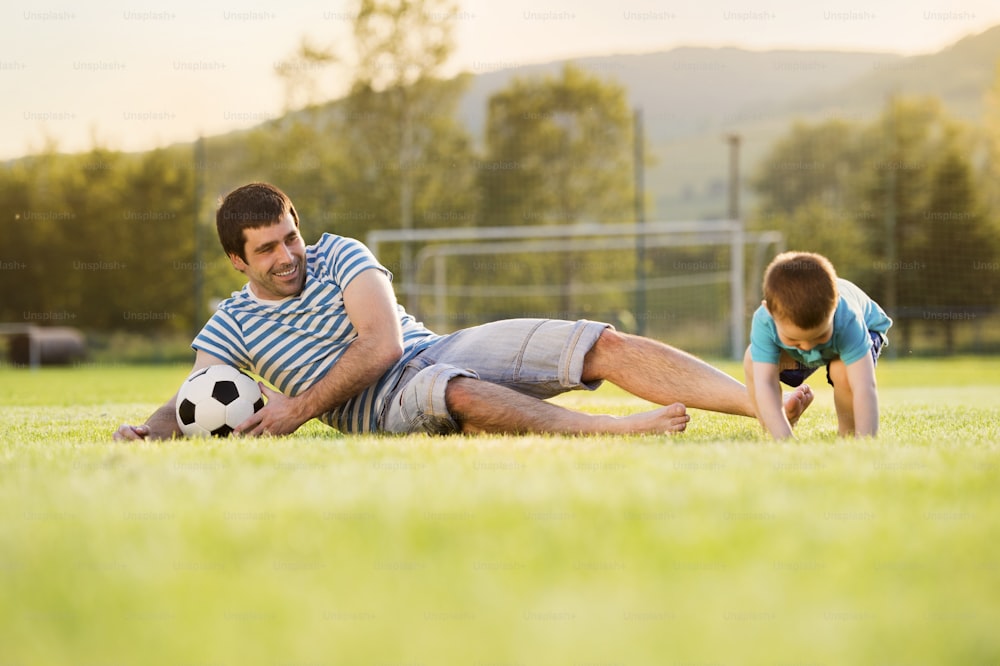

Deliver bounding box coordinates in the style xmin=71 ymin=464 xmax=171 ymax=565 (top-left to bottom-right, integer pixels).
xmin=118 ymin=148 xmax=196 ymax=334
xmin=753 ymin=96 xmax=997 ymax=353
xmin=749 ymin=118 xmax=873 ymax=275
xmin=478 ymin=64 xmax=635 ymax=317
xmin=268 ymin=0 xmax=477 ymax=319
xmin=984 ymin=61 xmax=1000 ymax=218
xmin=751 ymin=119 xmax=861 ymax=218
xmin=274 ymin=0 xmax=471 ymax=232
xmin=0 ymin=154 xmax=47 ymax=323
xmin=480 ymin=64 xmax=633 ymax=227
xmin=850 ymin=96 xmax=989 ymax=346
xmin=275 ymin=37 xmax=339 ymax=113
xmin=344 ymin=0 xmax=468 ymax=309
xmin=905 ymin=133 xmax=997 ymax=352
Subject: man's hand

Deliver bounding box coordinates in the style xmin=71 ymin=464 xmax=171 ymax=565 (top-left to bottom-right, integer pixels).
xmin=234 ymin=384 xmax=307 ymax=437
xmin=114 ymin=424 xmax=151 ymax=441
xmin=113 ymin=402 xmax=182 ymax=441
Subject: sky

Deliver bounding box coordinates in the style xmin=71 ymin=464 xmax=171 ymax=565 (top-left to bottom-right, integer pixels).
xmin=2 ymin=0 xmax=999 ymax=160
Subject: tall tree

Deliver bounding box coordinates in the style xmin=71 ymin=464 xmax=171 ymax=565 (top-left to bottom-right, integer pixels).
xmin=344 ymin=0 xmax=468 ymax=309
xmin=984 ymin=61 xmax=1000 ymax=218
xmin=906 ymin=132 xmax=997 ymax=352
xmin=753 ymin=96 xmax=998 ymax=353
xmin=269 ymin=0 xmax=475 ymax=319
xmin=750 ymin=119 xmax=861 ymax=219
xmin=478 ymin=64 xmax=634 ymax=317
xmin=750 ymin=118 xmax=874 ymax=283
xmin=480 ymin=64 xmax=633 ymax=228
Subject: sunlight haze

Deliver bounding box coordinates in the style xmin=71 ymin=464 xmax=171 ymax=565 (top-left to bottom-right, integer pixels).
xmin=2 ymin=0 xmax=999 ymax=159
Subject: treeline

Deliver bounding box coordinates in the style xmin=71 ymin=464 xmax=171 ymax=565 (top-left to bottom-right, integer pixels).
xmin=0 ymin=64 xmax=643 ymax=337
xmin=2 ymin=0 xmax=999 ymax=355
xmin=750 ymin=94 xmax=1000 ymax=352
xmin=1 ymin=147 xmax=200 ymax=334
xmin=2 ymin=69 xmax=999 ymax=352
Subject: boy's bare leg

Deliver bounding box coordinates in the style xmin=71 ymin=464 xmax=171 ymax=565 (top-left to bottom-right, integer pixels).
xmin=445 ymin=377 xmax=690 ymax=435
xmin=586 ymin=330 xmax=812 ymax=423
xmin=828 ymin=360 xmax=855 ymax=436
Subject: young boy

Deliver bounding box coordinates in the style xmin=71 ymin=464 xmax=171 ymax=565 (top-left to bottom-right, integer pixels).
xmin=744 ymin=251 xmax=892 ymax=439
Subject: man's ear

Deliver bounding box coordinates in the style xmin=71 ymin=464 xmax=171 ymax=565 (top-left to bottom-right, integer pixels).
xmin=228 ymin=253 xmax=247 ymax=272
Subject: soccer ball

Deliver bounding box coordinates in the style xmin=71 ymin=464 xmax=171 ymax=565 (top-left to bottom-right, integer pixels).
xmin=175 ymin=365 xmax=265 ymax=437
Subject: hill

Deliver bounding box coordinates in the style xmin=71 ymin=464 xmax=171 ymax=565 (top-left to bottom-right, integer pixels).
xmin=456 ymin=24 xmax=1000 ymax=220
xmin=458 ymin=48 xmax=902 ymax=143
xmin=9 ymin=25 xmax=1000 ymax=223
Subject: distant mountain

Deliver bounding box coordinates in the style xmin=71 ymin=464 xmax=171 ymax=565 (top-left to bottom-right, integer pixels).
xmin=457 ymin=24 xmax=1000 ymax=220
xmin=458 ymin=48 xmax=903 ymax=143
xmin=783 ymin=24 xmax=1000 ymax=119
xmin=15 ymin=25 xmax=998 ymax=223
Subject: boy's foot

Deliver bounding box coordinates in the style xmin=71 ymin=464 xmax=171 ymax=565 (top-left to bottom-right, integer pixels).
xmin=783 ymin=384 xmax=814 ymax=426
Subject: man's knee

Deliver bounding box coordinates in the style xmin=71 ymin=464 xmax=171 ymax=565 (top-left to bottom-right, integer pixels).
xmin=382 ymin=364 xmax=477 ymax=434
xmin=582 ymin=328 xmax=626 ymax=382
xmin=443 ymin=376 xmax=477 ymax=413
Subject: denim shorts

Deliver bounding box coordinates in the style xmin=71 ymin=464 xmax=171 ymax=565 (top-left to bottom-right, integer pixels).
xmin=379 ymin=318 xmax=610 ymax=434
xmin=779 ymin=331 xmax=886 ymax=388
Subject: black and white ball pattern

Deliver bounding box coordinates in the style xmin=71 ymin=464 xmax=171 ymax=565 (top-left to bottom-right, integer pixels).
xmin=175 ymin=365 xmax=265 ymax=437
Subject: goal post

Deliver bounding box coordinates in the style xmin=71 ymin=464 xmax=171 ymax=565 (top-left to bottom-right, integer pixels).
xmin=367 ymin=221 xmax=784 ymax=359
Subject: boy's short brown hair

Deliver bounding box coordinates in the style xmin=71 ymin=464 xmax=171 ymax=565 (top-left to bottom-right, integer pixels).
xmin=216 ymin=183 xmax=299 ymax=261
xmin=763 ymin=251 xmax=839 ymax=329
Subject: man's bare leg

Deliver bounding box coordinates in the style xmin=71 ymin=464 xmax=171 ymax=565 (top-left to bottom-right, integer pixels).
xmin=584 ymin=330 xmax=812 ymax=422
xmin=445 ymin=377 xmax=690 ymax=435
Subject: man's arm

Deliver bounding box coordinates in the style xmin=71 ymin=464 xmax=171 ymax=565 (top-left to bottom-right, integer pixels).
xmin=113 ymin=351 xmax=229 ymax=440
xmin=752 ymin=361 xmax=794 ymax=439
xmin=235 ymin=268 xmax=405 ymax=436
xmin=845 ymin=352 xmax=879 ymax=437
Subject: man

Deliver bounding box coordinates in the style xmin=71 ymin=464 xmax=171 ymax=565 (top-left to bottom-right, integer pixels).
xmin=114 ymin=183 xmax=811 ymax=440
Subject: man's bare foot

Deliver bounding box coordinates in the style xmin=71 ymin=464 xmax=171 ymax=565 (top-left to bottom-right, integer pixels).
xmin=612 ymin=402 xmax=690 ymax=434
xmin=783 ymin=384 xmax=814 ymax=426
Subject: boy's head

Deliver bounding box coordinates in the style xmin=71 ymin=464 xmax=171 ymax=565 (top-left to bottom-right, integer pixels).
xmin=216 ymin=182 xmax=300 ymax=261
xmin=763 ymin=252 xmax=839 ymax=349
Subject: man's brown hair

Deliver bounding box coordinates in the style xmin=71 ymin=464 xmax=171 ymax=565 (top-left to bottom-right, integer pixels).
xmin=216 ymin=183 xmax=299 ymax=261
xmin=763 ymin=251 xmax=839 ymax=329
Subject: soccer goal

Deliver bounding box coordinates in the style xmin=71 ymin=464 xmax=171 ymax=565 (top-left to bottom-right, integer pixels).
xmin=367 ymin=220 xmax=784 ymax=359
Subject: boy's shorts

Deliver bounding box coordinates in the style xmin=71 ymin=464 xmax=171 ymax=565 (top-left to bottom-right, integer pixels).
xmin=379 ymin=319 xmax=610 ymax=434
xmin=779 ymin=331 xmax=886 ymax=388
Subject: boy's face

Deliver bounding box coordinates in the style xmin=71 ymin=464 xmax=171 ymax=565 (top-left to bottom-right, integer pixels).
xmin=228 ymin=212 xmax=306 ymax=300
xmin=768 ymin=305 xmax=835 ymax=352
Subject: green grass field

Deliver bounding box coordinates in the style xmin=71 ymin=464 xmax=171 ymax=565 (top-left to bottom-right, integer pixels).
xmin=2 ymin=358 xmax=999 ymax=665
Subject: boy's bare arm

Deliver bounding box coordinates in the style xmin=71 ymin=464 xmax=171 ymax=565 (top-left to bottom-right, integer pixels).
xmin=752 ymin=361 xmax=794 ymax=439
xmin=845 ymin=354 xmax=879 ymax=437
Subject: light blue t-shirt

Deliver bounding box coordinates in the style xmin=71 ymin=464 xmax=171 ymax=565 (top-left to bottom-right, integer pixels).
xmin=750 ymin=278 xmax=892 ymax=368
xmin=192 ymin=233 xmax=440 ymax=433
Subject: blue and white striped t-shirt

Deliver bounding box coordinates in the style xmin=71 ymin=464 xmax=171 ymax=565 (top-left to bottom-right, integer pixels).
xmin=192 ymin=233 xmax=440 ymax=433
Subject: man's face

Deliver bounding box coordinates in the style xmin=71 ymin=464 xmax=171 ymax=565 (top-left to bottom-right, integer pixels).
xmin=229 ymin=212 xmax=306 ymax=300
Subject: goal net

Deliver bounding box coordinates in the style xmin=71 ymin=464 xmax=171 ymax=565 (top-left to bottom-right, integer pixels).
xmin=368 ymin=221 xmax=784 ymax=359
